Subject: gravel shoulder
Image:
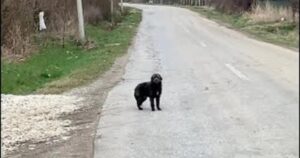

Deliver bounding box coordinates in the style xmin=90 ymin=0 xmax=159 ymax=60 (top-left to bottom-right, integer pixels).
xmin=1 ymin=49 xmax=131 ymax=158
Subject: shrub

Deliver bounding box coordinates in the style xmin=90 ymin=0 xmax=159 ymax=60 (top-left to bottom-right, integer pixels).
xmin=207 ymin=0 xmax=254 ymax=13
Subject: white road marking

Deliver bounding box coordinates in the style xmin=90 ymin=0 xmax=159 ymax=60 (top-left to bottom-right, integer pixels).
xmin=182 ymin=27 xmax=190 ymax=34
xmin=225 ymin=64 xmax=250 ymax=81
xmin=200 ymin=42 xmax=207 ymax=47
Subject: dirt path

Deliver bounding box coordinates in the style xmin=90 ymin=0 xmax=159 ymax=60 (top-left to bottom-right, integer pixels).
xmin=4 ymin=46 xmax=132 ymax=158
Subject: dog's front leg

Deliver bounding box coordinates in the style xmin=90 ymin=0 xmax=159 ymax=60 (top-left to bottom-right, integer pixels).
xmin=156 ymin=96 xmax=161 ymax=111
xmin=150 ymin=97 xmax=155 ymax=111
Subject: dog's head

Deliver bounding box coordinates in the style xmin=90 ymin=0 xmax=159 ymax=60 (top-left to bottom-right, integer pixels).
xmin=151 ymin=73 xmax=163 ymax=84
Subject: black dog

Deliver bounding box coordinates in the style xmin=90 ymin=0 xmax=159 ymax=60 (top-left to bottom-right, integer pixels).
xmin=134 ymin=73 xmax=162 ymax=111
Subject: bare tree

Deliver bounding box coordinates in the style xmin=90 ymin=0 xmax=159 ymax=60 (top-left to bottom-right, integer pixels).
xmin=288 ymin=0 xmax=299 ymax=22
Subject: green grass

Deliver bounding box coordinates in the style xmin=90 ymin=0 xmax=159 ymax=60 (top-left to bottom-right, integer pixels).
xmin=1 ymin=8 xmax=142 ymax=94
xmin=187 ymin=6 xmax=299 ymax=49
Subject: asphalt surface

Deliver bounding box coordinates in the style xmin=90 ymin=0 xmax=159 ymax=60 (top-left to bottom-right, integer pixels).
xmin=94 ymin=4 xmax=299 ymax=158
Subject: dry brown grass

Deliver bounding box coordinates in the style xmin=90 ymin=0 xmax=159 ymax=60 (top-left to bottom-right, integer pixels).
xmin=1 ymin=0 xmax=118 ymax=60
xmin=249 ymin=1 xmax=298 ymax=23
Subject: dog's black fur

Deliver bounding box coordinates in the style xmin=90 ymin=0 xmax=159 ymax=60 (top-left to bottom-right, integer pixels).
xmin=134 ymin=73 xmax=162 ymax=111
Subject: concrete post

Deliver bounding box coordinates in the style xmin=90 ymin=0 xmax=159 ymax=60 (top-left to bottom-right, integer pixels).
xmin=76 ymin=0 xmax=85 ymax=41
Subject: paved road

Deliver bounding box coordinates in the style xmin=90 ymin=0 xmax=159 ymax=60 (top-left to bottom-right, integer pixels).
xmin=94 ymin=4 xmax=299 ymax=158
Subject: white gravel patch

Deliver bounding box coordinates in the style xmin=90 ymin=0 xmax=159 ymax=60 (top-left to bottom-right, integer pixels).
xmin=1 ymin=94 xmax=84 ymax=157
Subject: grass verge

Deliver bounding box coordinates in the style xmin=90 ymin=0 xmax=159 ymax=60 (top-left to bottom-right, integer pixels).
xmin=187 ymin=6 xmax=299 ymax=50
xmin=1 ymin=8 xmax=142 ymax=94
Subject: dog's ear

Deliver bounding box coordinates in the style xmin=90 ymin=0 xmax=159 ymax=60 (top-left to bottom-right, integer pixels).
xmin=159 ymin=75 xmax=162 ymax=80
xmin=151 ymin=74 xmax=155 ymax=82
xmin=156 ymin=73 xmax=162 ymax=80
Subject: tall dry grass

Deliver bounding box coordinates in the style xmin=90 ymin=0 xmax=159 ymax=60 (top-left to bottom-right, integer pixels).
xmin=1 ymin=0 xmax=76 ymax=59
xmin=249 ymin=1 xmax=297 ymax=23
xmin=1 ymin=0 xmax=118 ymax=60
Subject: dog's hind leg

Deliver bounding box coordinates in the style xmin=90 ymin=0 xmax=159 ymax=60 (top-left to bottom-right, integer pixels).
xmin=137 ymin=100 xmax=143 ymax=110
xmin=136 ymin=97 xmax=146 ymax=110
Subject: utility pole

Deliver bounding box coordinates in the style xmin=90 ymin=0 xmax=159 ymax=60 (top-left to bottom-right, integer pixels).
xmin=120 ymin=0 xmax=123 ymax=12
xmin=111 ymin=0 xmax=114 ymax=25
xmin=76 ymin=0 xmax=85 ymax=41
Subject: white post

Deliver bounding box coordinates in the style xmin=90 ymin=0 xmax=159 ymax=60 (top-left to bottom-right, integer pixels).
xmin=38 ymin=11 xmax=47 ymax=31
xmin=76 ymin=0 xmax=85 ymax=41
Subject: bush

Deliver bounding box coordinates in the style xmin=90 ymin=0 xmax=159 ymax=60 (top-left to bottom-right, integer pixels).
xmin=207 ymin=0 xmax=254 ymax=13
